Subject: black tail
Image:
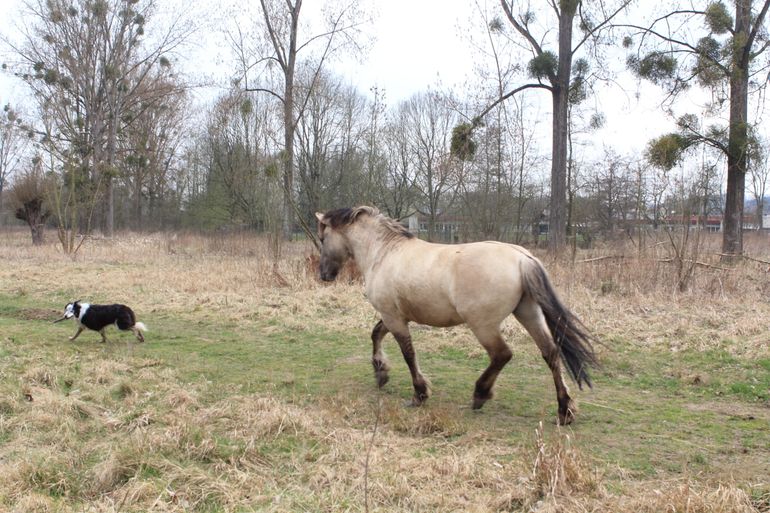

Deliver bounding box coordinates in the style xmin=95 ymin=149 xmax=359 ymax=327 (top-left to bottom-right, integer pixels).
xmin=522 ymin=259 xmax=598 ymax=389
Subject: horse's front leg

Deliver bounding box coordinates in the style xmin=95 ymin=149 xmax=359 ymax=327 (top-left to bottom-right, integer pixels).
xmin=383 ymin=317 xmax=431 ymax=406
xmin=371 ymin=320 xmax=391 ymax=387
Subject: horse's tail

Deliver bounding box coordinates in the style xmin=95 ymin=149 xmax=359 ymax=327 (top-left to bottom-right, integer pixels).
xmin=521 ymin=257 xmax=598 ymax=389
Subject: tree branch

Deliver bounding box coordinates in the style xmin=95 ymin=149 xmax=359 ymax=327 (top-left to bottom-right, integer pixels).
xmin=747 ymin=0 xmax=770 ymax=62
xmin=621 ymin=23 xmax=730 ymax=76
xmin=473 ymin=83 xmax=552 ymax=126
xmin=244 ymin=86 xmax=286 ymax=104
xmin=499 ymin=0 xmax=546 ymax=57
xmin=260 ymin=0 xmax=289 ymax=70
xmin=573 ymin=0 xmax=632 ymax=55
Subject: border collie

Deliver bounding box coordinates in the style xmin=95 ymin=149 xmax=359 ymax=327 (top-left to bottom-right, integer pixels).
xmin=54 ymin=301 xmax=147 ymax=343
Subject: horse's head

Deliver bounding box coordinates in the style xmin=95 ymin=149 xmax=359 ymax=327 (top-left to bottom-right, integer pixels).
xmin=315 ymin=209 xmax=354 ymax=281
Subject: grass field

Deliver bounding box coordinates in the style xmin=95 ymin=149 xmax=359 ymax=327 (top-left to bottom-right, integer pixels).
xmin=0 ymin=228 xmax=769 ymax=512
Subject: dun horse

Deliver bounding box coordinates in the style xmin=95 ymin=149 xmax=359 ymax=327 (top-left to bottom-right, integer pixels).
xmin=315 ymin=206 xmax=597 ymax=425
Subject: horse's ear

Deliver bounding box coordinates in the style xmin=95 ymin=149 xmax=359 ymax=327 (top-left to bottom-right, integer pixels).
xmin=315 ymin=212 xmax=327 ymax=240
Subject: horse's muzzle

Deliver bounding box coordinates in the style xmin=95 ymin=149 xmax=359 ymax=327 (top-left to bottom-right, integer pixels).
xmin=320 ymin=270 xmax=338 ymax=282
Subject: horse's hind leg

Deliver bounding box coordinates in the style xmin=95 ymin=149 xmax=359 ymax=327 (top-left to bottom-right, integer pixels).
xmin=371 ymin=320 xmax=390 ymax=387
xmin=382 ymin=316 xmax=430 ymax=406
xmin=514 ymin=296 xmax=575 ymax=425
xmin=468 ymin=324 xmax=513 ymax=410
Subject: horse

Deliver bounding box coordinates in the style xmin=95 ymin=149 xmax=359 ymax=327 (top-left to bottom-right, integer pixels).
xmin=315 ymin=206 xmax=597 ymax=425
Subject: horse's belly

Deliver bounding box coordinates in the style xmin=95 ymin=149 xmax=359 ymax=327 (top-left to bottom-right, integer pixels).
xmin=397 ymin=298 xmax=463 ymax=327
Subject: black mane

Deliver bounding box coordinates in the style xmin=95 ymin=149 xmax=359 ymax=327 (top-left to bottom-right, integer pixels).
xmin=322 ymin=206 xmax=414 ymax=240
xmin=323 ymin=207 xmax=359 ymax=228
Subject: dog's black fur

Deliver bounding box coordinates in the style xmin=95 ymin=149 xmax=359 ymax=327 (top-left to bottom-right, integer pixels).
xmin=58 ymin=301 xmax=146 ymax=343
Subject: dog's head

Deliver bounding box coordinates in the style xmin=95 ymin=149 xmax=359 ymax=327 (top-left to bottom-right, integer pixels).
xmin=54 ymin=301 xmax=81 ymax=323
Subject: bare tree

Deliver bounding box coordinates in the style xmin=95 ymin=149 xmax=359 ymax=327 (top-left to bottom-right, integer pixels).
xmin=748 ymin=138 xmax=769 ymax=229
xmin=206 ymin=88 xmax=281 ymax=230
xmin=231 ymin=0 xmax=368 ymax=240
xmin=626 ymin=0 xmax=770 ymax=258
xmin=0 ymin=103 xmax=29 ymax=220
xmin=380 ymin=105 xmax=417 ymax=221
xmin=10 ymin=159 xmax=50 ymax=245
xmin=294 ymin=69 xmax=367 ymax=225
xmin=457 ymin=0 xmax=632 ymax=253
xmin=120 ymin=71 xmax=188 ymax=230
xmin=401 ymin=91 xmax=459 ymax=242
xmin=8 ymin=0 xmax=192 ymax=236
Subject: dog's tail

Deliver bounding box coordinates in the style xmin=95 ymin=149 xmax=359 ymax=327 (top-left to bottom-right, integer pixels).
xmin=134 ymin=322 xmax=148 ymax=332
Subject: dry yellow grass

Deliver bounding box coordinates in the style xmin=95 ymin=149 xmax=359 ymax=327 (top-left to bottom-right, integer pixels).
xmin=1 ymin=227 xmax=769 ymax=512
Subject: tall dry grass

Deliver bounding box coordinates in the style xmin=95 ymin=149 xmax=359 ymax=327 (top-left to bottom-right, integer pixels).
xmin=2 ymin=225 xmax=769 ymax=360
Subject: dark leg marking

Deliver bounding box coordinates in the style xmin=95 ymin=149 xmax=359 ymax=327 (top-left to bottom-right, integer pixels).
xmin=515 ymin=297 xmax=575 ymax=425
xmin=392 ymin=331 xmax=430 ymax=406
xmin=471 ymin=332 xmax=513 ymax=410
xmin=543 ymin=351 xmax=575 ymax=425
xmin=371 ymin=320 xmax=390 ymax=388
xmin=69 ymin=326 xmax=84 ymax=341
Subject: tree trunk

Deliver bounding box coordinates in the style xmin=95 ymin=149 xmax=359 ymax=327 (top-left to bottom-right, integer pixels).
xmin=104 ymin=109 xmax=119 ymax=237
xmin=282 ymin=92 xmax=294 ymax=240
xmin=135 ymin=179 xmax=143 ymax=230
xmin=722 ymin=0 xmax=751 ymax=258
xmin=548 ymin=5 xmax=576 ymax=253
xmin=105 ymin=177 xmax=114 ymax=236
xmin=30 ymin=221 xmax=45 ymax=245
xmin=279 ymin=1 xmax=301 ymax=241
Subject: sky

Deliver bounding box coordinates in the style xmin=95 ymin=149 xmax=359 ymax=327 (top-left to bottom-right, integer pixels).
xmin=0 ymin=0 xmax=728 ymax=163
xmin=332 ymin=0 xmax=477 ymax=101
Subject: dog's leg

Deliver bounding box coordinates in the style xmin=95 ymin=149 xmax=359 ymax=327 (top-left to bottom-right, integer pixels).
xmin=131 ymin=326 xmax=145 ymax=343
xmin=69 ymin=326 xmax=84 ymax=341
xmin=99 ymin=328 xmax=108 ymax=343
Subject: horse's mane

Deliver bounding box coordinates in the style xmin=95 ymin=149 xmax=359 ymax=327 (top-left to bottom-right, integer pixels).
xmin=323 ymin=206 xmax=414 ymax=241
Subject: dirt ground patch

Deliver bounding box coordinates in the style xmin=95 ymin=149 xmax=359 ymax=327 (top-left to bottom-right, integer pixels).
xmin=15 ymin=308 xmax=60 ymax=321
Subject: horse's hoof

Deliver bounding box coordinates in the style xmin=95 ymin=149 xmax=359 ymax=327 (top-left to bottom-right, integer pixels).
xmin=557 ymin=408 xmax=576 ymax=425
xmin=375 ymin=372 xmax=389 ymax=388
xmin=404 ymin=398 xmax=420 ymax=408
xmin=557 ymin=400 xmax=576 ymax=425
xmin=411 ymin=393 xmax=429 ymax=407
xmin=472 ymin=389 xmax=492 ymax=410
xmin=558 ymin=410 xmax=575 ymax=425
xmin=471 ymin=397 xmax=487 ymax=410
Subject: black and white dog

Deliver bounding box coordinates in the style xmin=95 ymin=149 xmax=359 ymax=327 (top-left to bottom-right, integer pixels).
xmin=55 ymin=301 xmax=147 ymax=343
